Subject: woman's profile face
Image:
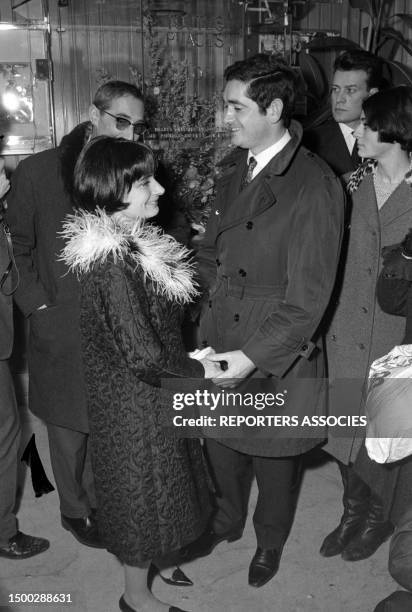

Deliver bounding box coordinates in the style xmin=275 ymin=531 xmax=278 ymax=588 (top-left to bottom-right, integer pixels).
xmin=119 ymin=176 xmax=165 ymax=221
xmin=354 ymin=112 xmax=394 ymax=160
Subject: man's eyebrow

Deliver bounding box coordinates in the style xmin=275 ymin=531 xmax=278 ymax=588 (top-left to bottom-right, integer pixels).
xmin=225 ymin=98 xmax=245 ymax=105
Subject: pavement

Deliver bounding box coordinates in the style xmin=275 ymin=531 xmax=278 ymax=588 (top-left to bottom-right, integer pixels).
xmin=0 ymin=371 xmax=399 ymax=612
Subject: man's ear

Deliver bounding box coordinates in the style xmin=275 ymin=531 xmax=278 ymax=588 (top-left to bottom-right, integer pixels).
xmin=267 ymin=98 xmax=283 ymax=123
xmin=89 ymin=104 xmax=100 ymax=127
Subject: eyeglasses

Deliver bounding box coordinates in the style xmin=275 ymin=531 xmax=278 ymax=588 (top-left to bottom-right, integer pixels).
xmin=100 ymin=109 xmax=148 ymax=136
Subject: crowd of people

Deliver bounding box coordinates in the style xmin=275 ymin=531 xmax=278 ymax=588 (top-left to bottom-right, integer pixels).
xmin=1 ymin=49 xmax=412 ymax=612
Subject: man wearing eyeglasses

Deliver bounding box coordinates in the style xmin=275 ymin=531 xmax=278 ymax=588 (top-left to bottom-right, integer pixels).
xmin=6 ymin=81 xmax=145 ymax=550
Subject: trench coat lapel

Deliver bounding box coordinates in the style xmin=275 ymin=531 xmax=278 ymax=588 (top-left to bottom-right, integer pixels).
xmin=217 ymin=121 xmax=302 ymax=234
xmin=217 ymin=170 xmax=276 ymax=234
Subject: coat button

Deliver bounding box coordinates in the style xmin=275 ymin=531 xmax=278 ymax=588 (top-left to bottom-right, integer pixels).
xmin=301 ymin=344 xmax=308 ymax=351
xmin=234 ymin=314 xmax=240 ymax=322
xmin=216 ymin=258 xmax=221 ymax=266
xmin=358 ymin=343 xmax=365 ymax=350
xmin=246 ymin=221 xmax=253 ymax=230
xmin=215 ymin=210 xmax=220 ymax=215
xmin=331 ymin=334 xmax=337 ymax=341
xmin=361 ymin=307 xmax=368 ymax=313
xmin=238 ymin=268 xmax=246 ymax=277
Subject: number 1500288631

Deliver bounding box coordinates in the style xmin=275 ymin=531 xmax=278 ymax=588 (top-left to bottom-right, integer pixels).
xmin=8 ymin=593 xmax=73 ymax=604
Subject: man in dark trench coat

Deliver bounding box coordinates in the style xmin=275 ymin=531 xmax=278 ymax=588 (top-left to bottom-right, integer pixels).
xmin=186 ymin=54 xmax=345 ymax=587
xmin=6 ymin=81 xmax=146 ymax=548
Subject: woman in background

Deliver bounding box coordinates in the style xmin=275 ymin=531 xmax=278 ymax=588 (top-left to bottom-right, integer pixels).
xmin=61 ymin=136 xmax=216 ymax=612
xmin=323 ymin=86 xmax=412 ymax=564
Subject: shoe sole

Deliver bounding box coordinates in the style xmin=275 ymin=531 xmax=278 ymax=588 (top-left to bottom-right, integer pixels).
xmin=61 ymin=519 xmax=106 ymax=549
xmin=0 ymin=542 xmax=50 ymax=560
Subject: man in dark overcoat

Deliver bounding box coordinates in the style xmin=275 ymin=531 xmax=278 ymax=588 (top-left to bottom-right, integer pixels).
xmin=6 ymin=81 xmax=146 ymax=548
xmin=0 ymin=158 xmax=49 ymax=558
xmin=304 ymin=50 xmax=384 ymax=176
xmin=187 ymin=54 xmax=345 ymax=587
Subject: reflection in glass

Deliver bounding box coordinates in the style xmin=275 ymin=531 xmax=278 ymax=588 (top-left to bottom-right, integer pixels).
xmin=0 ymin=63 xmax=33 ymax=124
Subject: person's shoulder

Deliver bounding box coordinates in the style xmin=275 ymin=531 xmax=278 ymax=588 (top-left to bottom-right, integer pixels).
xmin=297 ymin=144 xmax=337 ymax=180
xmin=17 ymin=146 xmax=59 ymax=173
xmin=306 ymin=119 xmax=338 ymax=137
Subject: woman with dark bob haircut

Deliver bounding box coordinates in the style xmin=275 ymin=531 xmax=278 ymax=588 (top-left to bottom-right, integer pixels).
xmin=61 ymin=136 xmax=218 ymax=612
xmin=324 ymin=86 xmax=412 ymax=567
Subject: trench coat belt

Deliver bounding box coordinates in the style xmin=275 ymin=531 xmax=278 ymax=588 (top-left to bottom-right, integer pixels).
xmin=214 ymin=274 xmax=317 ymax=360
xmin=217 ymin=273 xmax=286 ymax=300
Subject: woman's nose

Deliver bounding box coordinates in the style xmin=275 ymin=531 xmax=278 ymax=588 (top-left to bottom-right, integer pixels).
xmin=153 ymin=179 xmax=165 ymax=195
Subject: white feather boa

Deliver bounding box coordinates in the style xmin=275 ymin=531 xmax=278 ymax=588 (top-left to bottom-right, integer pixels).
xmin=60 ymin=209 xmax=199 ymax=304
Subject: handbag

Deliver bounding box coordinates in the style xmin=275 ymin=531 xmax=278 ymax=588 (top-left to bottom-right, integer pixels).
xmin=365 ymin=344 xmax=412 ymax=463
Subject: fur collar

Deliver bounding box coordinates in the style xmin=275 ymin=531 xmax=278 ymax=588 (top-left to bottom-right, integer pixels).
xmin=60 ymin=209 xmax=198 ymax=304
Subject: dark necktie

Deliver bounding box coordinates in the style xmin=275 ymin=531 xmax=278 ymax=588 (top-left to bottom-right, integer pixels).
xmin=350 ymin=132 xmax=361 ymax=167
xmin=240 ymin=156 xmax=257 ymax=190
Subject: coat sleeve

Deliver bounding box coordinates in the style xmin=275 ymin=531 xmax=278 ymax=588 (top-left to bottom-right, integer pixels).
xmin=98 ymin=263 xmax=204 ymax=384
xmin=6 ymin=160 xmax=49 ymax=316
xmin=242 ymin=173 xmax=345 ymax=377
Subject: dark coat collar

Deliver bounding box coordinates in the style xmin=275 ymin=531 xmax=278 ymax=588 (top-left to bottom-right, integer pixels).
xmin=58 ymin=121 xmax=91 ymax=197
xmin=218 ymin=119 xmax=303 ymax=178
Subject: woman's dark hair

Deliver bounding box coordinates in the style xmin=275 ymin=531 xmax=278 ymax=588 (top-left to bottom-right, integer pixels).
xmin=73 ymin=136 xmax=155 ymax=214
xmin=362 ymin=86 xmax=412 ymax=153
xmin=224 ymin=53 xmax=298 ymax=126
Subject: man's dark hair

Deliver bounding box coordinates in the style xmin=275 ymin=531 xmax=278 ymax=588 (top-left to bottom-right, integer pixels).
xmin=333 ymin=50 xmax=386 ymax=90
xmin=92 ymin=80 xmax=143 ymax=111
xmin=363 ymin=86 xmax=412 ymax=153
xmin=73 ymin=136 xmax=155 ymax=214
xmin=224 ymin=53 xmax=298 ymax=126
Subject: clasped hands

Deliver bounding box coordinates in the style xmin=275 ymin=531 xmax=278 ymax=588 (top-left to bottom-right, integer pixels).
xmin=194 ymin=347 xmax=256 ymax=389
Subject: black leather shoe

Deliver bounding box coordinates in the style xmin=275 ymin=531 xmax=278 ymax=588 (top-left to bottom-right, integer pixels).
xmin=341 ymin=497 xmax=394 ymax=562
xmin=319 ymin=463 xmax=369 ymax=557
xmin=119 ymin=595 xmax=189 ymax=612
xmin=61 ymin=514 xmax=105 ymax=549
xmin=179 ymin=527 xmax=242 ymax=562
xmin=248 ymin=547 xmax=280 ymax=588
xmin=0 ymin=531 xmax=49 ymax=559
xmin=158 ymin=566 xmax=193 ymax=587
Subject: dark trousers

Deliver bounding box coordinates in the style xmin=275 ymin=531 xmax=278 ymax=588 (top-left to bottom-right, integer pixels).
xmin=205 ymin=439 xmax=301 ymax=550
xmin=0 ymin=360 xmax=20 ymax=545
xmin=46 ymin=423 xmax=96 ymax=518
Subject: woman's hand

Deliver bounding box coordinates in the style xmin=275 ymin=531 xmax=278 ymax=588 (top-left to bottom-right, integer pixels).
xmin=199 ymin=356 xmax=222 ymax=378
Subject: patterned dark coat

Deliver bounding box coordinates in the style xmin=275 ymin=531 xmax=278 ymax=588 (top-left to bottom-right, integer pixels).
xmin=197 ymin=120 xmax=345 ymax=457
xmin=61 ymin=211 xmax=210 ymax=564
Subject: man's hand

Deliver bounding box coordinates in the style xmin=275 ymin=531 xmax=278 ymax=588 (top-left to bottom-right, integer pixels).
xmin=199 ymin=356 xmax=222 ymax=378
xmin=208 ymin=350 xmax=256 ymax=388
